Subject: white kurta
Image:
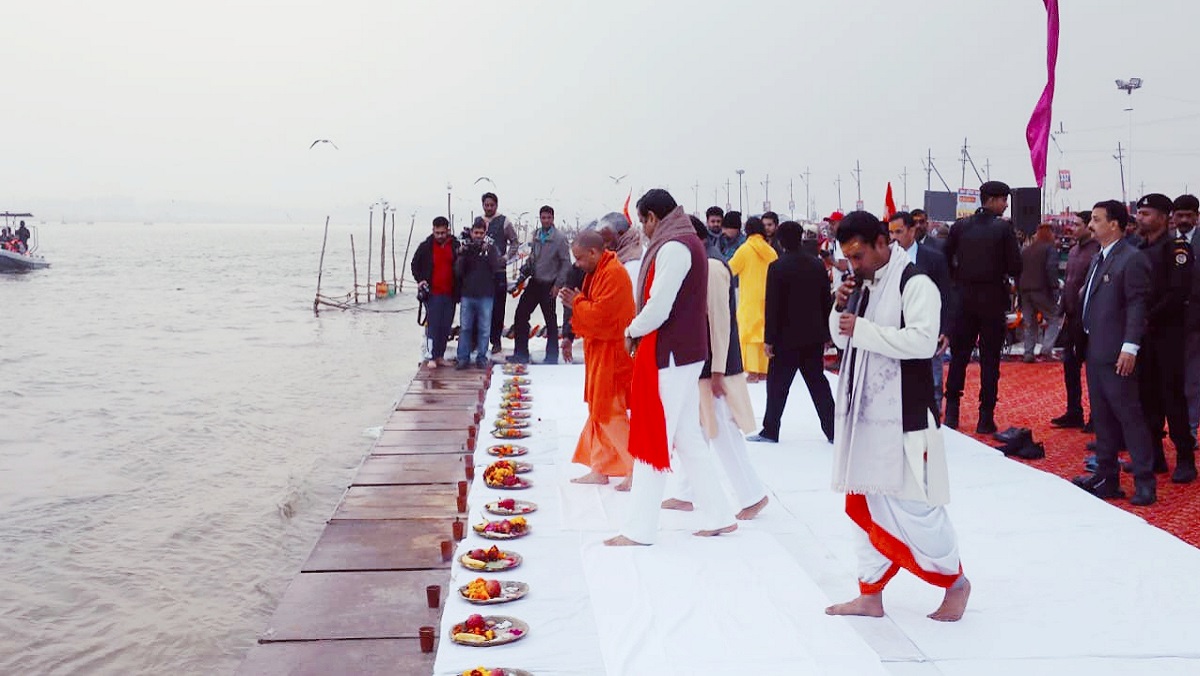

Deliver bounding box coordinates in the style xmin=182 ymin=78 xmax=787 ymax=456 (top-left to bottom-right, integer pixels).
xmin=828 ymin=268 xmax=949 ymax=506
xmin=828 ymin=257 xmax=960 ymax=588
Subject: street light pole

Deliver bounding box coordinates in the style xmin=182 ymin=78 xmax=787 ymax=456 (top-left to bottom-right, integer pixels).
xmin=736 ymin=169 xmax=745 ymax=214
xmin=1116 ymin=77 xmax=1143 ymax=201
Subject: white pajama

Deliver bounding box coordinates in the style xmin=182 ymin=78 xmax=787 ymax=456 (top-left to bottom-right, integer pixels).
xmin=621 ymin=360 xmax=736 ymax=544
xmin=668 ymin=397 xmax=767 ymax=511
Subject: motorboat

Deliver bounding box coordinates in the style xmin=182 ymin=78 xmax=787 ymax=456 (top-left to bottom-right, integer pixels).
xmin=0 ymin=212 xmax=49 ymax=272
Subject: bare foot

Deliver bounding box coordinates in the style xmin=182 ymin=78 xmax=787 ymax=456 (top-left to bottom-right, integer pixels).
xmin=661 ymin=498 xmax=694 ymax=511
xmin=928 ymin=577 xmax=970 ymax=622
xmin=825 ymin=594 xmax=885 ymax=617
xmin=603 ymin=535 xmax=649 ymax=547
xmin=571 ymin=471 xmax=609 ymax=485
xmin=426 ymin=360 xmax=438 ymax=369
xmin=614 ymin=476 xmax=632 ymax=492
xmin=736 ymin=495 xmax=769 ymax=520
xmin=694 ymin=523 xmax=737 ymax=537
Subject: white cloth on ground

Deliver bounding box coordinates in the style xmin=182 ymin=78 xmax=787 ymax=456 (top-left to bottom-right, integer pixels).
xmin=667 ymin=396 xmax=769 ymax=511
xmin=621 ymin=359 xmax=736 ymax=544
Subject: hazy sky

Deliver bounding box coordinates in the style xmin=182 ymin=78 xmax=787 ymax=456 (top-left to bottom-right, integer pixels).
xmin=4 ymin=0 xmax=1199 ymax=223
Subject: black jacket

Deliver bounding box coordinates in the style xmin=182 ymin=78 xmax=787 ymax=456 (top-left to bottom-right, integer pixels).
xmin=764 ymin=250 xmax=832 ymax=351
xmin=410 ymin=234 xmax=459 ymax=295
xmin=944 ymin=208 xmax=1022 ymax=287
xmin=1139 ymin=232 xmax=1193 ymax=334
xmin=455 ymin=237 xmax=503 ymax=298
xmin=912 ymin=244 xmax=954 ymax=336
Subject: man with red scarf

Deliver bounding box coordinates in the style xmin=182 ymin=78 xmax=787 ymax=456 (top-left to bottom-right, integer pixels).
xmin=604 ymin=189 xmax=737 ymax=547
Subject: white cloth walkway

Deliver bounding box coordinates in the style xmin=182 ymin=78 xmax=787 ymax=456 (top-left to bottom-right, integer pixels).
xmin=434 ymin=363 xmax=1200 ymax=675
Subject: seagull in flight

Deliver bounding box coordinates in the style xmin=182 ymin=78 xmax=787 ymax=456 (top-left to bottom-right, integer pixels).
xmin=309 ymin=139 xmax=339 ymax=150
xmin=609 ymin=174 xmax=628 ymax=184
xmin=474 ymin=176 xmax=495 ymax=186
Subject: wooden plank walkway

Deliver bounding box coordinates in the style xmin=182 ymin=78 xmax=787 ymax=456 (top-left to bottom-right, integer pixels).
xmin=236 ymin=366 xmax=490 ymax=676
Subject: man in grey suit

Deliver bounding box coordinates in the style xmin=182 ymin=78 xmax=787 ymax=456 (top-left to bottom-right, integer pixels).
xmin=1072 ymin=200 xmax=1157 ymax=506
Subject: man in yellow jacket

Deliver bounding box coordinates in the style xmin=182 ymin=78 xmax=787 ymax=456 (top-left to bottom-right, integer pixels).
xmin=729 ymin=216 xmax=779 ymax=382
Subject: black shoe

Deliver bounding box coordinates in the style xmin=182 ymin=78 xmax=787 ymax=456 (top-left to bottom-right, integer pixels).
xmin=975 ymin=418 xmax=998 ymax=435
xmin=506 ymin=354 xmax=530 ymax=364
xmin=1130 ymin=483 xmax=1157 ymax=506
xmin=541 ymin=357 xmax=558 ymax=365
xmin=1072 ymin=474 xmax=1126 ymax=500
xmin=1083 ymin=454 xmax=1098 ymax=473
xmin=454 ymin=361 xmax=469 ymax=371
xmin=1050 ymin=413 xmax=1086 ymax=429
xmin=1083 ymin=419 xmax=1094 ymax=434
xmin=1171 ymin=461 xmax=1197 ymax=484
xmin=475 ymin=359 xmax=490 ymax=370
xmin=1012 ymin=442 xmax=1045 ymax=460
xmin=944 ymin=399 xmax=960 ymax=430
xmin=1153 ymin=457 xmax=1170 ymax=474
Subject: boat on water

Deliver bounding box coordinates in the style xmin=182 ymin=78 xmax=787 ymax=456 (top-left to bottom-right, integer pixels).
xmin=0 ymin=211 xmax=50 ymax=272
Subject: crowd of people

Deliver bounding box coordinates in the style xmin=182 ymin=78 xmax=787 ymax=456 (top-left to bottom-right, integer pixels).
xmin=408 ymin=182 xmax=1200 ymax=622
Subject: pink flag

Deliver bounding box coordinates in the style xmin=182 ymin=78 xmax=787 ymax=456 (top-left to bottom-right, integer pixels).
xmin=1025 ymin=0 xmax=1060 ymax=188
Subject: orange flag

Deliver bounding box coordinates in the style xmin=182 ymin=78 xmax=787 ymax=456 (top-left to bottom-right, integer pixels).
xmin=623 ymin=190 xmax=632 ymax=224
xmin=883 ymin=182 xmax=897 ymax=222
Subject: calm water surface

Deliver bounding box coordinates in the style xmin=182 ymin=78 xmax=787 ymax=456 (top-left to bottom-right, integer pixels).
xmin=0 ymin=222 xmax=423 ymax=674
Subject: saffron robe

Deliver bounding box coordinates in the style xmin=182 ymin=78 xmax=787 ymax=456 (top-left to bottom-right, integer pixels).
xmin=728 ymin=234 xmax=778 ymax=373
xmin=570 ymin=250 xmax=636 ymax=476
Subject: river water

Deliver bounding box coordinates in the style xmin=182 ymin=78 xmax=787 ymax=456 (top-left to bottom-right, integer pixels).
xmin=0 ymin=221 xmax=423 ymax=674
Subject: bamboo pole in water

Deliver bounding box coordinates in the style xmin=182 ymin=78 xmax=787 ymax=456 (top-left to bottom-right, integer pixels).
xmin=391 ymin=213 xmax=398 ymax=287
xmin=366 ymin=209 xmax=373 ymax=302
xmin=380 ymin=212 xmax=387 ymax=285
xmin=313 ymin=216 xmax=330 ymax=315
xmin=350 ymin=233 xmax=359 ymax=304
xmin=399 ymin=214 xmax=416 ymax=292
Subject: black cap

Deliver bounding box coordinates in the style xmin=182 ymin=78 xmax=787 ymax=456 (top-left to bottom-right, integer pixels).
xmin=1172 ymin=194 xmax=1199 ymax=212
xmin=980 ymin=181 xmax=1011 ymax=199
xmin=1136 ymin=193 xmax=1173 ymax=213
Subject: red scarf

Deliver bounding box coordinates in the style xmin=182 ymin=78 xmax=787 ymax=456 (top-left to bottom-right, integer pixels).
xmin=627 ymin=260 xmax=671 ymax=471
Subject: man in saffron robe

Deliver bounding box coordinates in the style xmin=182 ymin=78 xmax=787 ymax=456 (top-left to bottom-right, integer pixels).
xmin=729 ymin=216 xmax=779 ymax=382
xmin=604 ymin=189 xmax=737 ymax=547
xmin=824 ymin=211 xmax=970 ymax=622
xmin=560 ymin=230 xmax=636 ymax=488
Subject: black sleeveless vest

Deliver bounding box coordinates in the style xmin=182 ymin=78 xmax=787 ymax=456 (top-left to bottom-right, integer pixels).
xmin=898 ymin=264 xmax=938 ymax=432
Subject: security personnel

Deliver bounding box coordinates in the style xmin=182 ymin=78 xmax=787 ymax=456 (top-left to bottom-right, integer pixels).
xmin=943 ymin=180 xmax=1022 ymax=434
xmin=1134 ymin=193 xmax=1197 ymax=484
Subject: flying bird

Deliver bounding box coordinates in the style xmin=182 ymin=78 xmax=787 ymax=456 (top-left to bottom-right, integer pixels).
xmin=474 ymin=177 xmax=495 ymax=186
xmin=609 ymin=174 xmax=628 ymax=184
xmin=309 ymin=139 xmax=339 ymax=150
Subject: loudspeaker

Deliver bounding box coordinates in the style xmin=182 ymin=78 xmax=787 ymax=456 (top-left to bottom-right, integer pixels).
xmin=1010 ymin=187 xmax=1041 ymax=235
xmin=923 ymin=191 xmax=957 ymax=222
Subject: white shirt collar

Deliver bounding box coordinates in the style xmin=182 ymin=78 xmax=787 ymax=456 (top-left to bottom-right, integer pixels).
xmin=1100 ymin=239 xmax=1118 ymax=259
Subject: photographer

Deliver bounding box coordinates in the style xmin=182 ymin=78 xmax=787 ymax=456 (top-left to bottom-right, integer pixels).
xmin=410 ymin=216 xmax=459 ymax=367
xmin=455 ymin=220 xmax=502 ymax=369
xmin=509 ymin=205 xmax=572 ymax=364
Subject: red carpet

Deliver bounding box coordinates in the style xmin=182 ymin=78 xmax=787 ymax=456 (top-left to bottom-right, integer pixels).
xmin=951 ymin=359 xmax=1200 ymax=549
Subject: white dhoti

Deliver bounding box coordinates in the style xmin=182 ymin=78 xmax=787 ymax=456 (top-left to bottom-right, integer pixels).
xmin=668 ymin=397 xmax=767 ymax=511
xmin=622 ymin=360 xmax=736 ymax=544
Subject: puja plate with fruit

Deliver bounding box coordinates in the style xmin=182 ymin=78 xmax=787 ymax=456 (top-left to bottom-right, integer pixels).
xmin=499 ymin=400 xmax=530 ymax=411
xmin=494 ymin=410 xmax=531 ymax=420
xmin=450 ymin=614 xmax=529 ymax=647
xmin=493 ymin=419 xmax=529 ymax=430
xmin=459 ymin=578 xmax=530 ymax=604
xmin=459 ymin=545 xmax=522 ymax=571
xmin=503 ymin=377 xmax=531 ymax=386
xmin=484 ymin=461 xmax=532 ymax=489
xmin=460 ymin=668 xmax=533 ymax=676
xmin=490 ymin=428 xmax=530 ymax=440
xmin=485 ymin=498 xmax=538 ymax=515
xmin=486 ymin=444 xmax=529 ymax=458
xmin=473 ymin=516 xmax=530 ymax=540
xmin=500 ymin=364 xmax=529 ymax=375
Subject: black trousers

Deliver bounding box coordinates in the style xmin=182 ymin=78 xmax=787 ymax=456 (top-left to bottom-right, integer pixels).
xmin=512 ymin=279 xmax=559 ymax=361
xmin=1138 ymin=329 xmax=1197 ymax=465
xmin=762 ymin=345 xmax=835 ymax=441
xmin=946 ymin=284 xmax=1008 ymax=415
xmin=1088 ymin=358 xmax=1155 ymax=486
xmin=490 ymin=273 xmax=507 ymax=349
xmin=1060 ymin=312 xmax=1087 ymax=417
